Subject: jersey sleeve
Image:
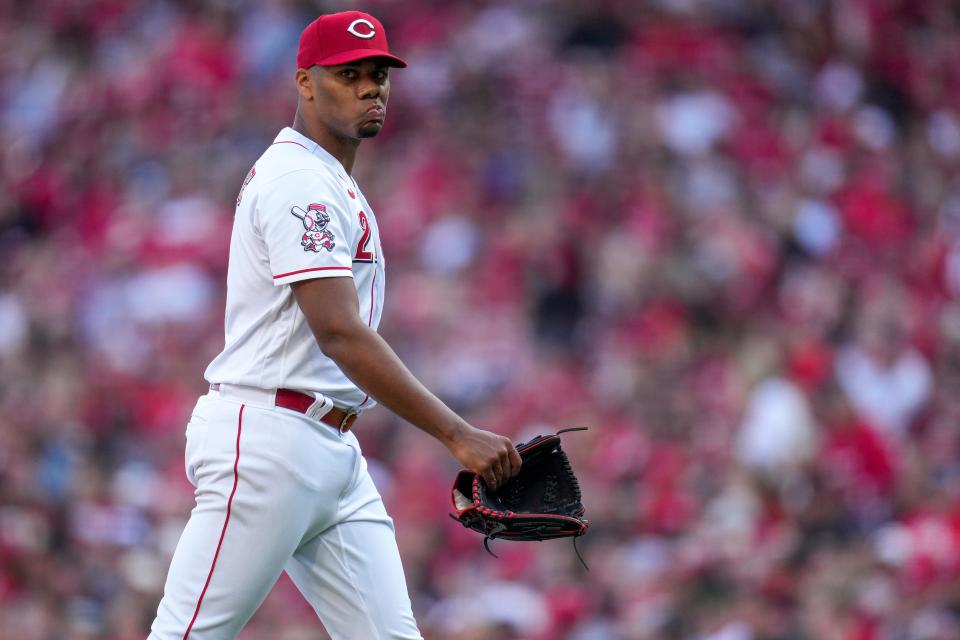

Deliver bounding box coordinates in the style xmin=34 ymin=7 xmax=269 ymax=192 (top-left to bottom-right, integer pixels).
xmin=257 ymin=170 xmax=355 ymax=286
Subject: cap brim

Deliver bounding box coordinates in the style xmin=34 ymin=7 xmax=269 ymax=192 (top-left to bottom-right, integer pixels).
xmin=315 ymin=50 xmax=407 ymax=68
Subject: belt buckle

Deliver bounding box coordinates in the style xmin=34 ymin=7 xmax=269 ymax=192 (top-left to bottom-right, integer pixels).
xmin=339 ymin=409 xmax=358 ymax=434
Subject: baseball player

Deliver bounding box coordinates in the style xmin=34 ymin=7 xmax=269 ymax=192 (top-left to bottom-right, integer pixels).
xmin=149 ymin=11 xmax=522 ymax=640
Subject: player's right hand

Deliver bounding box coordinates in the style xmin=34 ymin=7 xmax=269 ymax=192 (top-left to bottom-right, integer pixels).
xmin=447 ymin=425 xmax=522 ymax=490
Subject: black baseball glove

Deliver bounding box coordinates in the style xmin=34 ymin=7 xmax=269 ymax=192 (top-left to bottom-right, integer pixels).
xmin=450 ymin=427 xmax=590 ymax=566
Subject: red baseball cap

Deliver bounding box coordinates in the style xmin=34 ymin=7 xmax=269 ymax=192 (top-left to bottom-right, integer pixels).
xmin=297 ymin=11 xmax=407 ymax=69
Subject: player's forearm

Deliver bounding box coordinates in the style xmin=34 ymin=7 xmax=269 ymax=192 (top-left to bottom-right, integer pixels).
xmin=317 ymin=324 xmax=469 ymax=444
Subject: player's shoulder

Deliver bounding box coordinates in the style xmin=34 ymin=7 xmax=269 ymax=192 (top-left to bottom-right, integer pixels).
xmin=256 ymin=150 xmax=326 ymax=184
xmin=253 ymin=155 xmax=340 ymax=200
xmin=244 ymin=129 xmax=359 ymax=213
xmin=253 ymin=162 xmax=352 ymax=222
xmin=251 ymin=129 xmax=330 ymax=180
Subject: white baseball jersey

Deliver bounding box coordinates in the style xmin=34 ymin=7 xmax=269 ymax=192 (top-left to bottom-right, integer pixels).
xmin=204 ymin=127 xmax=385 ymax=411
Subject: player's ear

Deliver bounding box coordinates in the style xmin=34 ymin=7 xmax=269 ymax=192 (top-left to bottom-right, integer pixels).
xmin=295 ymin=68 xmax=314 ymax=101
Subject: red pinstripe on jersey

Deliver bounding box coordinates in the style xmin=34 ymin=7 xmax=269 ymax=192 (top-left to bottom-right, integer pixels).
xmin=273 ymin=266 xmax=352 ymax=279
xmin=271 ymin=140 xmax=308 ymax=150
xmin=366 ymin=268 xmax=377 ymax=326
xmin=357 ymin=269 xmax=378 ymax=409
xmin=182 ymin=404 xmax=245 ymax=639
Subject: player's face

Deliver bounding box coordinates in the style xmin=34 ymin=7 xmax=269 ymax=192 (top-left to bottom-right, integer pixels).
xmin=309 ymin=60 xmax=391 ymax=140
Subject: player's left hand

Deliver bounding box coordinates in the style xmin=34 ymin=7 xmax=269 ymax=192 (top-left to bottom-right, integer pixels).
xmin=450 ymin=428 xmax=590 ymax=568
xmin=444 ymin=424 xmax=522 ymax=490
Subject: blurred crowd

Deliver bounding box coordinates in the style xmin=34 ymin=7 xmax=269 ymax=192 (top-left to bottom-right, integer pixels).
xmin=3 ymin=0 xmax=960 ymax=638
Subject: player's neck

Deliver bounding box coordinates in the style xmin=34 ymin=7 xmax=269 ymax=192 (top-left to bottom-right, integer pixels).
xmin=292 ymin=116 xmax=359 ymax=175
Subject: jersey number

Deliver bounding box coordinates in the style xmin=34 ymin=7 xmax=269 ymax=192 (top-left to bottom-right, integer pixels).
xmin=354 ymin=211 xmax=374 ymax=262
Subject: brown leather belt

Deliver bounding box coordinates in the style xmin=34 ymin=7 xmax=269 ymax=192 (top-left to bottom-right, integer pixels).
xmin=210 ymin=384 xmax=357 ymax=432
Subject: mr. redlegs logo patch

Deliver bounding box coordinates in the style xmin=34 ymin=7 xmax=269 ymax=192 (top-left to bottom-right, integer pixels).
xmin=291 ymin=204 xmax=336 ymax=252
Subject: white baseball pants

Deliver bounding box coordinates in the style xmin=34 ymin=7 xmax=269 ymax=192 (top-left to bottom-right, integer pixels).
xmin=149 ymin=390 xmax=423 ymax=640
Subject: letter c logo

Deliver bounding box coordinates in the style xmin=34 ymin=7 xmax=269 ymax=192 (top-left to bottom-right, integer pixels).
xmin=347 ymin=19 xmax=376 ymax=39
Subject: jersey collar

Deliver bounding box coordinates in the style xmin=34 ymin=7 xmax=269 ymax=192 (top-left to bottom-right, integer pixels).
xmin=274 ymin=127 xmax=351 ymax=176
